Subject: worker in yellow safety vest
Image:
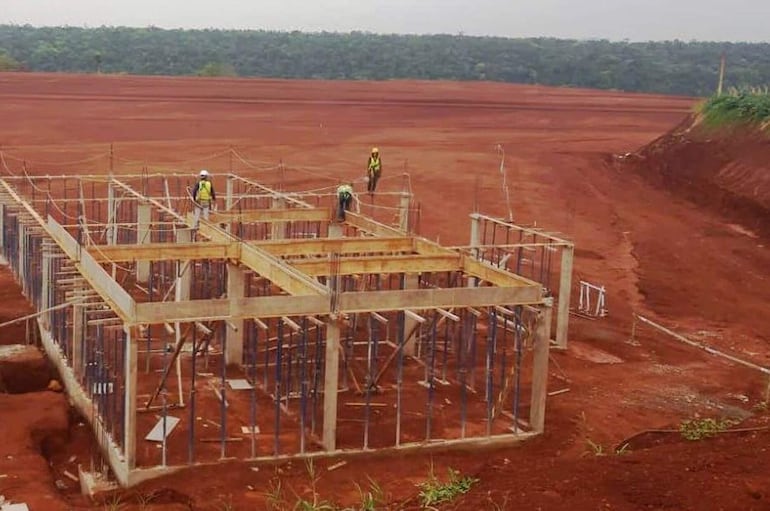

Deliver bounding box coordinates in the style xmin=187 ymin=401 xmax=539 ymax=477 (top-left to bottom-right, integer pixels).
xmin=192 ymin=169 xmax=217 ymax=228
xmin=336 ymin=182 xmax=355 ymax=221
xmin=366 ymin=147 xmax=382 ymax=194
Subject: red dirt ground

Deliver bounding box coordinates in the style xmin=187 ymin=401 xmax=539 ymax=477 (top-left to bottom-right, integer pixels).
xmin=1 ymin=73 xmax=769 ymax=510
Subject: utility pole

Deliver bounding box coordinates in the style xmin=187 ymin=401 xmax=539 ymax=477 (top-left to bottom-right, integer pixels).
xmin=717 ymin=53 xmax=726 ymax=96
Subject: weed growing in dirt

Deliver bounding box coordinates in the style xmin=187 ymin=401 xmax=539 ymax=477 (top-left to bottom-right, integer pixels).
xmin=680 ymin=417 xmax=737 ymax=441
xmin=584 ymin=439 xmax=631 ymax=457
xmin=354 ymin=476 xmax=386 ymax=511
xmin=136 ymin=490 xmax=158 ymax=510
xmin=292 ymin=460 xmax=336 ymax=510
xmin=700 ymin=90 xmax=770 ymax=128
xmin=417 ymin=464 xmax=478 ymax=508
xmin=585 ymin=438 xmax=605 ymax=456
xmin=102 ymin=494 xmax=125 ymax=511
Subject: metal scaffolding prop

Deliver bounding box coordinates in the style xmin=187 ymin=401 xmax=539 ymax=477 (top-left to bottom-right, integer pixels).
xmin=0 ymin=171 xmax=569 ymax=487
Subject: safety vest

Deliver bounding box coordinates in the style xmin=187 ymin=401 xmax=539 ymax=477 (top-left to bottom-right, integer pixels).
xmin=338 ymin=184 xmax=353 ymax=198
xmin=196 ymin=180 xmax=212 ymax=201
xmin=368 ymin=156 xmax=381 ymax=173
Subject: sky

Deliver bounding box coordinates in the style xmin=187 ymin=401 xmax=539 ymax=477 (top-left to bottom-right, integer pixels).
xmin=2 ymin=0 xmax=769 ymax=42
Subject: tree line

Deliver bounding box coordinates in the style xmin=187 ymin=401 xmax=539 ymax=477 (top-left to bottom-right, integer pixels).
xmin=1 ymin=24 xmax=769 ymax=96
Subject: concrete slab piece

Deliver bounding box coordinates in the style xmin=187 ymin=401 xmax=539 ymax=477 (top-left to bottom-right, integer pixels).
xmin=228 ymin=379 xmax=253 ymax=390
xmin=145 ymin=416 xmax=180 ymax=442
xmin=2 ymin=503 xmax=30 ymax=511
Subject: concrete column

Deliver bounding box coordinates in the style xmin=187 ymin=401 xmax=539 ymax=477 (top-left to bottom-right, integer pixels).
xmin=271 ymin=197 xmax=286 ymax=240
xmin=106 ymin=183 xmax=117 ymax=246
xmin=0 ymin=203 xmax=5 ymax=249
xmin=40 ymin=248 xmax=51 ymax=329
xmin=322 ymin=221 xmax=343 ymax=451
xmin=175 ymin=229 xmax=193 ymax=302
xmin=468 ymin=213 xmax=481 ymax=288
xmin=402 ymin=273 xmax=420 ymax=356
xmin=124 ymin=325 xmax=138 ymax=469
xmin=136 ymin=204 xmax=152 ymax=283
xmin=529 ymin=304 xmax=551 ymax=433
xmin=398 ymin=192 xmax=410 ymax=232
xmin=322 ymin=319 xmax=341 ymax=451
xmin=555 ymin=245 xmax=573 ymax=349
xmin=18 ymin=224 xmax=26 ymax=296
xmin=72 ymin=300 xmax=84 ymax=377
xmin=225 ymin=176 xmax=234 ymax=233
xmin=225 ymin=263 xmax=245 ymax=366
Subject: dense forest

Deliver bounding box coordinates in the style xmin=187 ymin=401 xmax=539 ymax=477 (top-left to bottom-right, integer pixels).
xmin=1 ymin=25 xmax=769 ymax=96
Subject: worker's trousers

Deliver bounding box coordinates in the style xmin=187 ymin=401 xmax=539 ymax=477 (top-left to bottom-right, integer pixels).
xmin=192 ymin=200 xmax=211 ymax=228
xmin=337 ymin=195 xmax=352 ymax=221
xmin=367 ymin=170 xmax=381 ymax=193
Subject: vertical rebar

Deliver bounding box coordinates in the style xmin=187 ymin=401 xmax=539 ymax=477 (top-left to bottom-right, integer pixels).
xmin=250 ymin=320 xmax=258 ymax=458
xmin=220 ymin=322 xmax=227 ymax=459
xmin=274 ymin=319 xmax=283 ymax=455
xmin=188 ymin=323 xmax=197 ymax=464
xmin=426 ymin=311 xmax=438 ymax=441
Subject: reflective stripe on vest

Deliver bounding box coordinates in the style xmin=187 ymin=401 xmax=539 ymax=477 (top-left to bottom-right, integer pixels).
xmin=197 ymin=180 xmax=212 ymax=201
xmin=368 ymin=156 xmax=381 ymax=172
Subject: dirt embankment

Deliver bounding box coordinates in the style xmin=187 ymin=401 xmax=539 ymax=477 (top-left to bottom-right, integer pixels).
xmin=622 ymin=116 xmax=770 ymax=238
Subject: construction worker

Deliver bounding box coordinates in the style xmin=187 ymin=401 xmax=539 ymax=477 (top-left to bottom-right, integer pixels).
xmin=192 ymin=169 xmax=216 ymax=228
xmin=366 ymin=147 xmax=382 ymax=194
xmin=336 ymin=182 xmax=354 ymax=221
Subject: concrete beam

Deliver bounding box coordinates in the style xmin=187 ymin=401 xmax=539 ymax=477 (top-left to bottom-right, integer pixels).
xmin=134 ymin=284 xmax=543 ymax=323
xmin=254 ymin=236 xmax=415 ymax=257
xmin=196 ymin=219 xmax=327 ymax=297
xmin=462 ymin=257 xmax=538 ymax=288
xmin=289 ymin=254 xmax=461 ymax=276
xmin=47 ymin=217 xmax=136 ymax=323
xmin=88 ymin=242 xmax=237 ymax=263
xmin=209 ymin=207 xmax=329 ymax=225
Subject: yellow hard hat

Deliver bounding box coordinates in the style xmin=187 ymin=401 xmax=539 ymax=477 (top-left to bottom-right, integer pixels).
xmin=371 ymin=147 xmax=379 ymax=154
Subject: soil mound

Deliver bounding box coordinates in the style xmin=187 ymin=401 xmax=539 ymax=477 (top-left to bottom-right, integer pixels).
xmin=622 ymin=115 xmax=770 ymax=237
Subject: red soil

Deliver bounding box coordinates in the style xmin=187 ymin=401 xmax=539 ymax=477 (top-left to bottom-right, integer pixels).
xmin=0 ymin=72 xmax=769 ymax=510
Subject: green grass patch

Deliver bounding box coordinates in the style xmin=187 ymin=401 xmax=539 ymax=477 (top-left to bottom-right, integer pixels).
xmin=417 ymin=466 xmax=478 ymax=508
xmin=700 ymin=89 xmax=770 ymax=128
xmin=679 ymin=417 xmax=737 ymax=441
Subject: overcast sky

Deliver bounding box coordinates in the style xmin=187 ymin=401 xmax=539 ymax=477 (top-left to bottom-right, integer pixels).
xmin=2 ymin=0 xmax=769 ymax=42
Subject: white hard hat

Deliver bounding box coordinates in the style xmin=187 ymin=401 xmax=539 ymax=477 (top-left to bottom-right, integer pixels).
xmin=199 ymin=169 xmax=209 ymax=178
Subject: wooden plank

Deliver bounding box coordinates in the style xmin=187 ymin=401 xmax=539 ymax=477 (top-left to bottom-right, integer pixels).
xmin=88 ymin=242 xmax=238 ymax=263
xmin=254 ymin=236 xmax=415 ymax=257
xmin=210 ymin=208 xmax=329 ymax=223
xmin=289 ymin=254 xmax=461 ymax=276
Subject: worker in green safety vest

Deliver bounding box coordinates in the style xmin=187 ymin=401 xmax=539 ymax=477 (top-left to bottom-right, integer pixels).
xmin=192 ymin=169 xmax=217 ymax=228
xmin=366 ymin=147 xmax=382 ymax=195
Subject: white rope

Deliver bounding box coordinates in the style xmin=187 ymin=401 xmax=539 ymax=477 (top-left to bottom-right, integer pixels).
xmin=0 ymin=151 xmax=109 ymax=166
